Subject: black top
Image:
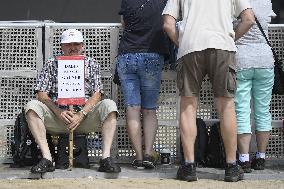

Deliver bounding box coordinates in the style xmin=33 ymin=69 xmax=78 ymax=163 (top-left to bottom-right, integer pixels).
xmin=118 ymin=0 xmax=169 ymax=56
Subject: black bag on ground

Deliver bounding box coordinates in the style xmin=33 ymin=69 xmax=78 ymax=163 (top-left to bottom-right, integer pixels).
xmin=180 ymin=118 xmax=209 ymax=167
xmin=205 ymin=122 xmax=226 ymax=168
xmin=10 ymin=108 xmax=54 ymax=167
xmin=55 ymin=134 xmax=90 ymax=169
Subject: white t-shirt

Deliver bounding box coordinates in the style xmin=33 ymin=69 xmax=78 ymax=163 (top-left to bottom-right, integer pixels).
xmin=162 ymin=0 xmax=251 ymax=60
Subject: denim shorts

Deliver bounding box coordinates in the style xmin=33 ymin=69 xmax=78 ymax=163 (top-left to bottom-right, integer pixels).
xmin=117 ymin=53 xmax=164 ymax=109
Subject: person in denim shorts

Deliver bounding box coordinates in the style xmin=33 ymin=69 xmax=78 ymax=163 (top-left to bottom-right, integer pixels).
xmin=24 ymin=29 xmax=121 ymax=174
xmin=163 ymin=0 xmax=255 ymax=182
xmin=117 ymin=0 xmax=169 ymax=169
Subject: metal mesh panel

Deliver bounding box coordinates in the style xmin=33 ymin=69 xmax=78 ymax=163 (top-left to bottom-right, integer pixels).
xmin=101 ymin=76 xmax=112 ymax=99
xmin=269 ymin=24 xmax=284 ymax=60
xmin=270 ymin=94 xmax=284 ymax=120
xmin=116 ymin=124 xmax=134 ymax=162
xmin=269 ymin=25 xmax=284 ymax=120
xmin=45 ymin=25 xmax=120 ymax=73
xmin=266 ymin=126 xmax=284 ymax=159
xmin=154 ymin=125 xmax=178 ymax=160
xmin=0 ymin=28 xmax=40 ymax=71
xmin=197 ymin=76 xmax=218 ymax=119
xmin=0 ymin=77 xmax=36 ymax=119
xmin=116 ymin=123 xmax=178 ymax=163
xmin=115 ymin=88 xmax=126 ymax=120
xmin=87 ymin=132 xmax=102 ymax=161
xmin=0 ymin=125 xmax=13 ymax=160
xmin=157 ymin=74 xmax=178 ymax=121
xmin=1 ymin=24 xmax=284 ymax=163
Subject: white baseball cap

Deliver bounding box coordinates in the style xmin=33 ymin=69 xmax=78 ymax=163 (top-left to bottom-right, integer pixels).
xmin=60 ymin=29 xmax=84 ymax=44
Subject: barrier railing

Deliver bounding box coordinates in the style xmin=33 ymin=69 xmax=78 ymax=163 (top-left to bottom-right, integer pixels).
xmin=0 ymin=23 xmax=283 ymax=163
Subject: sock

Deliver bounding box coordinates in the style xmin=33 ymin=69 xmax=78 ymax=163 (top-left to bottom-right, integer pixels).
xmin=184 ymin=160 xmax=194 ymax=165
xmin=226 ymin=161 xmax=237 ymax=165
xmin=256 ymin=152 xmax=265 ymax=159
xmin=239 ymin=153 xmax=250 ymax=162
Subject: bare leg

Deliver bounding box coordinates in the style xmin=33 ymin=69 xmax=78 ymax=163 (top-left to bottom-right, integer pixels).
xmin=180 ymin=96 xmax=198 ymax=162
xmin=26 ymin=110 xmax=52 ymax=161
xmin=101 ymin=112 xmax=117 ymax=159
xmin=142 ymin=109 xmax=158 ymax=155
xmin=256 ymin=131 xmax=270 ymax=153
xmin=237 ymin=134 xmax=251 ymax=154
xmin=215 ymin=97 xmax=237 ymax=163
xmin=126 ymin=106 xmax=143 ymax=160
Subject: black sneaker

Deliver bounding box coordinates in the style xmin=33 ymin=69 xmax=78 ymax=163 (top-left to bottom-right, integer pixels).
xmin=98 ymin=157 xmax=121 ymax=173
xmin=251 ymin=158 xmax=265 ymax=170
xmin=176 ymin=163 xmax=197 ymax=182
xmin=132 ymin=159 xmax=145 ymax=169
xmin=31 ymin=158 xmax=55 ymax=173
xmin=224 ymin=163 xmax=244 ymax=182
xmin=143 ymin=154 xmax=155 ymax=169
xmin=238 ymin=160 xmax=252 ymax=173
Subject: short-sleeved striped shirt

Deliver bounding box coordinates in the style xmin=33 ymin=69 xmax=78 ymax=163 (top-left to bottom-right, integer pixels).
xmin=35 ymin=56 xmax=103 ymax=103
xmin=234 ymin=0 xmax=276 ymax=71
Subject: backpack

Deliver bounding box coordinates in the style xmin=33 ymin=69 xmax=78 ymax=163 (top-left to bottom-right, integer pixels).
xmin=205 ymin=122 xmax=226 ymax=168
xmin=10 ymin=108 xmax=54 ymax=167
xmin=180 ymin=118 xmax=209 ymax=167
xmin=55 ymin=134 xmax=90 ymax=169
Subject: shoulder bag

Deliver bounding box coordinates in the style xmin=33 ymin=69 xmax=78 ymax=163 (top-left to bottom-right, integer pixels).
xmin=255 ymin=17 xmax=284 ymax=95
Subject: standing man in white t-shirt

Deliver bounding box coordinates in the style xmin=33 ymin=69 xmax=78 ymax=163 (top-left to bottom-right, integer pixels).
xmin=162 ymin=0 xmax=255 ymax=182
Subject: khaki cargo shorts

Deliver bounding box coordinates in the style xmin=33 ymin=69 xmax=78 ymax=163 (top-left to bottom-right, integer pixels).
xmin=24 ymin=99 xmax=118 ymax=134
xmin=176 ymin=49 xmax=236 ymax=97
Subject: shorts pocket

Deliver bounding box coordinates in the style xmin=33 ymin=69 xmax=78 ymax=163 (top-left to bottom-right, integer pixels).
xmin=176 ymin=62 xmax=184 ymax=92
xmin=227 ymin=65 xmax=236 ymax=94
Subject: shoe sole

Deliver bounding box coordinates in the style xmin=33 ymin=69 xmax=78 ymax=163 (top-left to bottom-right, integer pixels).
xmin=143 ymin=161 xmax=155 ymax=169
xmin=98 ymin=167 xmax=121 ymax=173
xmin=224 ymin=173 xmax=244 ymax=182
xmin=31 ymin=167 xmax=55 ymax=173
xmin=177 ymin=175 xmax=198 ymax=182
xmin=252 ymin=167 xmax=265 ymax=170
xmin=243 ymin=168 xmax=252 ymax=173
xmin=133 ymin=166 xmax=145 ymax=170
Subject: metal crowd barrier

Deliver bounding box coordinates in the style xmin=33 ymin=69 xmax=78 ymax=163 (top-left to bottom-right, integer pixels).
xmin=0 ymin=23 xmax=283 ymax=163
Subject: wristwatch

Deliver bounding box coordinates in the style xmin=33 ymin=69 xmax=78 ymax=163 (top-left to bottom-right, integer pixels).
xmin=80 ymin=109 xmax=88 ymax=117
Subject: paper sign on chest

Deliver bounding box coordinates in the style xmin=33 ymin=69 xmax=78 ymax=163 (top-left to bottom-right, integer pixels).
xmin=57 ymin=56 xmax=85 ymax=105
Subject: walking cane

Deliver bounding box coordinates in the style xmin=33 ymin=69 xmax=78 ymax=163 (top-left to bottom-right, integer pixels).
xmin=68 ymin=105 xmax=74 ymax=171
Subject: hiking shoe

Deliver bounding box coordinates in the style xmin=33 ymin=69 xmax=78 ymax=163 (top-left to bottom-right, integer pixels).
xmin=143 ymin=154 xmax=155 ymax=169
xmin=98 ymin=157 xmax=121 ymax=173
xmin=238 ymin=160 xmax=252 ymax=173
xmin=224 ymin=163 xmax=244 ymax=182
xmin=251 ymin=158 xmax=265 ymax=170
xmin=176 ymin=163 xmax=197 ymax=182
xmin=30 ymin=158 xmax=55 ymax=173
xmin=132 ymin=159 xmax=145 ymax=169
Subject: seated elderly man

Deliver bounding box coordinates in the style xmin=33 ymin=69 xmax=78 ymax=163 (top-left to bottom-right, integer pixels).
xmin=25 ymin=29 xmax=121 ymax=173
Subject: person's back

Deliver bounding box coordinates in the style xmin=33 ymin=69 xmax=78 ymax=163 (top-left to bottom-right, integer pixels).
xmin=235 ymin=0 xmax=275 ymax=71
xmin=168 ymin=0 xmax=249 ymax=60
xmin=163 ymin=0 xmax=255 ymax=182
xmin=118 ymin=0 xmax=168 ymax=55
xmin=234 ymin=0 xmax=276 ymax=173
xmin=117 ymin=0 xmax=169 ymax=170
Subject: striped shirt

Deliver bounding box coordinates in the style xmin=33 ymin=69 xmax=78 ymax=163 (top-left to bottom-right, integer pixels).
xmin=35 ymin=56 xmax=103 ymax=103
xmin=234 ymin=0 xmax=276 ymax=71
